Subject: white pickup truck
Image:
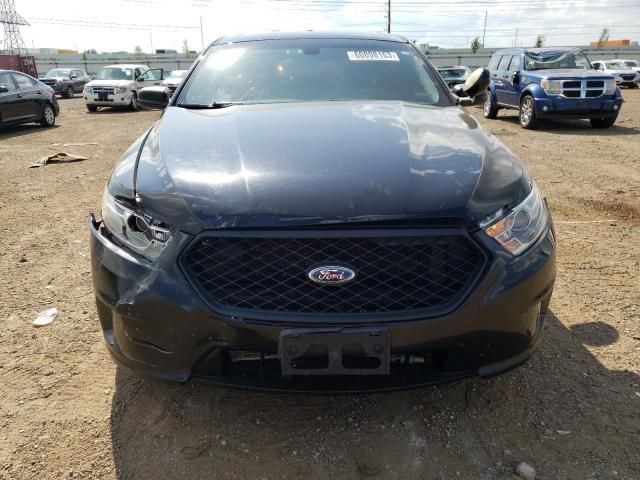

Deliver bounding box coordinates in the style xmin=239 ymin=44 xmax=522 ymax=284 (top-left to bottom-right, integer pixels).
xmin=83 ymin=64 xmax=164 ymax=111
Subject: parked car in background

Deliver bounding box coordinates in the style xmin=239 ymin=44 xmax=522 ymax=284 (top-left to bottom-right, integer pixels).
xmin=436 ymin=65 xmax=471 ymax=88
xmin=0 ymin=69 xmax=59 ymax=128
xmin=163 ymin=69 xmax=188 ymax=95
xmin=484 ymin=47 xmax=622 ymax=129
xmin=40 ymin=68 xmax=91 ymax=98
xmin=90 ymin=32 xmax=556 ymax=392
xmin=615 ymin=59 xmax=640 ymax=74
xmin=591 ymin=60 xmax=639 ymax=88
xmin=82 ymin=64 xmax=164 ymax=112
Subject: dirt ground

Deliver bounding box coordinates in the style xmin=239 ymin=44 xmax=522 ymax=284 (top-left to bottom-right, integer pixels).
xmin=0 ymin=91 xmax=639 ymax=480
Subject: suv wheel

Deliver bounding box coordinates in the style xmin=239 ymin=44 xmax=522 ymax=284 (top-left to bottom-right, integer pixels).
xmin=519 ymin=95 xmax=538 ymax=129
xmin=483 ymin=94 xmax=499 ymax=119
xmin=129 ymin=92 xmax=138 ymax=111
xmin=87 ymin=104 xmax=98 ymax=112
xmin=40 ymin=103 xmax=56 ymax=127
xmin=65 ymin=86 xmax=74 ymax=98
xmin=590 ymin=116 xmax=617 ymax=129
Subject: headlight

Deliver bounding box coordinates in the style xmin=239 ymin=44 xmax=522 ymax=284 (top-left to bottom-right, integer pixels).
xmin=83 ymin=86 xmax=92 ymax=94
xmin=101 ymin=190 xmax=173 ymax=260
xmin=116 ymin=87 xmax=127 ymax=94
xmin=482 ymin=184 xmax=548 ymax=255
xmin=604 ymin=79 xmax=617 ymax=95
xmin=540 ymin=79 xmax=562 ymax=95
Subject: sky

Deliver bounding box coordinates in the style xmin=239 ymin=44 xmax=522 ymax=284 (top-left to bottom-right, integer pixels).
xmin=9 ymin=0 xmax=640 ymax=53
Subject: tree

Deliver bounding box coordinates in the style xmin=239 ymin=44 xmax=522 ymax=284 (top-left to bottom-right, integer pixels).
xmin=597 ymin=28 xmax=609 ymax=49
xmin=534 ymin=34 xmax=545 ymax=48
xmin=134 ymin=45 xmax=143 ymax=58
xmin=470 ymin=37 xmax=481 ymax=54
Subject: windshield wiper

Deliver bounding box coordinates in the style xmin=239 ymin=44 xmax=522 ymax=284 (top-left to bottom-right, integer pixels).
xmin=177 ymin=102 xmax=240 ymax=109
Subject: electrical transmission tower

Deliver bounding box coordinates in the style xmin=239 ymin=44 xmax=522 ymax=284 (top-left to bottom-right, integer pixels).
xmin=0 ymin=0 xmax=29 ymax=55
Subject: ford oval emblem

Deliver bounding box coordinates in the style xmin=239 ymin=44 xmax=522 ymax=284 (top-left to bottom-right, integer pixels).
xmin=307 ymin=265 xmax=356 ymax=285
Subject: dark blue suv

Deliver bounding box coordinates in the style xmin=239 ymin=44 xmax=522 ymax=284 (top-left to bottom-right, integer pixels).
xmin=484 ymin=47 xmax=623 ymax=129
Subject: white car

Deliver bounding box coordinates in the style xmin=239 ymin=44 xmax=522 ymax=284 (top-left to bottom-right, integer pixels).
xmin=592 ymin=60 xmax=639 ymax=88
xmin=162 ymin=69 xmax=188 ymax=96
xmin=613 ymin=59 xmax=640 ymax=75
xmin=83 ymin=64 xmax=165 ymax=111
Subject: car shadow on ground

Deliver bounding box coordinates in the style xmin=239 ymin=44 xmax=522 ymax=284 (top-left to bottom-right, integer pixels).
xmin=0 ymin=123 xmax=59 ymax=140
xmin=491 ymin=113 xmax=639 ymax=136
xmin=109 ymin=312 xmax=639 ymax=479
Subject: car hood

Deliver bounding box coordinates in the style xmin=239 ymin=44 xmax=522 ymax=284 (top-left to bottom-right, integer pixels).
xmin=527 ymin=69 xmax=615 ymax=80
xmin=119 ymin=102 xmax=530 ymax=233
xmin=86 ymin=79 xmax=133 ymax=87
xmin=42 ymin=76 xmax=69 ymax=81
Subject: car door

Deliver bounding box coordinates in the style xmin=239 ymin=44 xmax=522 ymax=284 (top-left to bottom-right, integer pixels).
xmin=494 ymin=54 xmax=513 ymax=105
xmin=71 ymin=70 xmax=83 ymax=91
xmin=10 ymin=73 xmax=40 ymax=121
xmin=502 ymin=54 xmax=522 ymax=106
xmin=135 ymin=68 xmax=164 ymax=91
xmin=0 ymin=72 xmax=20 ymax=124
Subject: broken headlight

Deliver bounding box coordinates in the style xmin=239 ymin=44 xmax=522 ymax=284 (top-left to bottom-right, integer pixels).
xmin=482 ymin=184 xmax=548 ymax=256
xmin=101 ymin=190 xmax=173 ymax=260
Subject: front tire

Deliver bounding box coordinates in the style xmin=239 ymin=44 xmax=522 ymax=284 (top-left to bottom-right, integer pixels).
xmin=40 ymin=103 xmax=56 ymax=127
xmin=64 ymin=86 xmax=74 ymax=98
xmin=87 ymin=104 xmax=98 ymax=112
xmin=483 ymin=94 xmax=499 ymax=119
xmin=129 ymin=92 xmax=138 ymax=111
xmin=519 ymin=95 xmax=538 ymax=129
xmin=590 ymin=116 xmax=617 ymax=129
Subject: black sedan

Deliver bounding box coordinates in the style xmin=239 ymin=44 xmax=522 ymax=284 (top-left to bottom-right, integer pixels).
xmin=0 ymin=70 xmax=59 ymax=128
xmin=89 ymin=32 xmax=556 ymax=392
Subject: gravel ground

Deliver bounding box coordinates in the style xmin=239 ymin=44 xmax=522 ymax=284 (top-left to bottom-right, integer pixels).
xmin=0 ymin=92 xmax=639 ymax=480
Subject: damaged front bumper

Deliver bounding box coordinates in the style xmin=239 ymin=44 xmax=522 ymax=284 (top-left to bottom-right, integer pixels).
xmin=89 ymin=214 xmax=556 ymax=393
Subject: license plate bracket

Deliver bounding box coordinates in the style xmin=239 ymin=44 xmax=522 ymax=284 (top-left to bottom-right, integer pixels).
xmin=279 ymin=328 xmax=390 ymax=376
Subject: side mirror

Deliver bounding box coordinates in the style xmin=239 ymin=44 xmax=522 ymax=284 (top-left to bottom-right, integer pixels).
xmin=0 ymin=86 xmax=9 ymax=93
xmin=138 ymin=86 xmax=170 ymax=109
xmin=136 ymin=76 xmax=145 ymax=82
xmin=511 ymin=71 xmax=520 ymax=85
xmin=91 ymin=75 xmax=96 ymax=80
xmin=71 ymin=74 xmax=77 ymax=79
xmin=463 ymin=67 xmax=491 ymax=97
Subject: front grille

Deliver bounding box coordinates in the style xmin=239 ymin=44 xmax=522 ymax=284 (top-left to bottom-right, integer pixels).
xmin=182 ymin=231 xmax=485 ymax=316
xmin=91 ymin=86 xmax=115 ymax=94
xmin=621 ymin=74 xmax=636 ymax=81
xmin=40 ymin=79 xmax=56 ymax=86
xmin=561 ymin=79 xmax=603 ymax=98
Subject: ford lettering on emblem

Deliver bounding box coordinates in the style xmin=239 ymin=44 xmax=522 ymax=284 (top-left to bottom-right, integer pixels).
xmin=307 ymin=265 xmax=356 ymax=285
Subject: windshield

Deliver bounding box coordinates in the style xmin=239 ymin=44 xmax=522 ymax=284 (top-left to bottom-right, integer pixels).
xmin=179 ymin=39 xmax=444 ymax=106
xmin=438 ymin=68 xmax=468 ymax=79
xmin=524 ymin=50 xmax=591 ymax=71
xmin=46 ymin=69 xmax=71 ymax=77
xmin=624 ymin=60 xmax=638 ymax=67
xmin=607 ymin=61 xmax=628 ymax=70
xmin=168 ymin=70 xmax=187 ymax=79
xmin=95 ymin=67 xmax=133 ymax=81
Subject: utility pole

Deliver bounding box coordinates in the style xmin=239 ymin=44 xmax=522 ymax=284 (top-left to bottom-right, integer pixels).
xmin=482 ymin=11 xmax=487 ymax=48
xmin=149 ymin=31 xmax=154 ymax=54
xmin=514 ymin=28 xmax=519 ymax=47
xmin=387 ymin=0 xmax=391 ymax=33
xmin=199 ymin=16 xmax=204 ymax=50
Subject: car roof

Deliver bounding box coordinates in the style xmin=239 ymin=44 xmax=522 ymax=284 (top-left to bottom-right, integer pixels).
xmin=494 ymin=47 xmax=578 ymax=54
xmin=215 ymin=31 xmax=409 ymax=45
xmin=100 ymin=64 xmax=148 ymax=69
